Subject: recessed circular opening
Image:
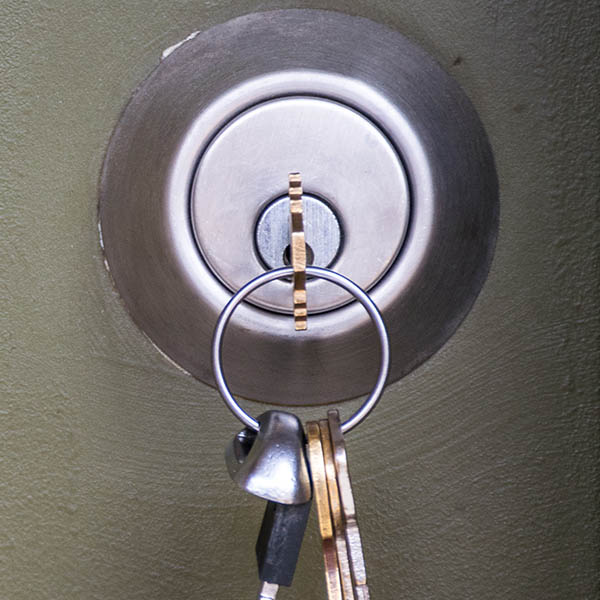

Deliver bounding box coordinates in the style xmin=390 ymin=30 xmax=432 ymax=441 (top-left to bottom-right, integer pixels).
xmin=282 ymin=243 xmax=315 ymax=267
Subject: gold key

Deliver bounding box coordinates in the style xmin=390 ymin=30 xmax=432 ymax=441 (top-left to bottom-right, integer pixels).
xmin=306 ymin=421 xmax=342 ymax=600
xmin=328 ymin=410 xmax=370 ymax=599
xmin=289 ymin=172 xmax=307 ymax=331
xmin=320 ymin=420 xmax=356 ymax=600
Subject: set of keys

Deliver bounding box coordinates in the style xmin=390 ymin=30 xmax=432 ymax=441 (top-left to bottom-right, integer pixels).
xmin=307 ymin=413 xmax=370 ymax=600
xmin=212 ymin=172 xmax=390 ymax=598
xmin=226 ymin=409 xmax=369 ymax=599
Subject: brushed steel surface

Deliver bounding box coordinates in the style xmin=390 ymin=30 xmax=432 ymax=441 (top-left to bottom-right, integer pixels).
xmin=191 ymin=97 xmax=407 ymax=313
xmin=255 ymin=194 xmax=341 ymax=273
xmin=99 ymin=10 xmax=499 ymax=404
xmin=225 ymin=411 xmax=312 ymax=505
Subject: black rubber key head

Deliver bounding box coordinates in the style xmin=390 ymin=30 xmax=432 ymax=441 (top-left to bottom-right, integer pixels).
xmin=255 ymin=499 xmax=312 ymax=587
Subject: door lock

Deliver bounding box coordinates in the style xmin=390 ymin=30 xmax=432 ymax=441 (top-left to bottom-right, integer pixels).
xmin=98 ymin=10 xmax=498 ymax=404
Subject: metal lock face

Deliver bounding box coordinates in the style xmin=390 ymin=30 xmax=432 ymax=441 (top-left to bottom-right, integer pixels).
xmin=190 ymin=96 xmax=410 ymax=313
xmin=99 ymin=10 xmax=499 ymax=405
xmin=254 ymin=194 xmax=341 ymax=273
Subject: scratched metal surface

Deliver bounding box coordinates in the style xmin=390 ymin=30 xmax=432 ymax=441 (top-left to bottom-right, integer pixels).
xmin=1 ymin=1 xmax=598 ymax=599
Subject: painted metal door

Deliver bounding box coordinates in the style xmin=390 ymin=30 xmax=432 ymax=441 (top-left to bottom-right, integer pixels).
xmin=2 ymin=1 xmax=598 ymax=598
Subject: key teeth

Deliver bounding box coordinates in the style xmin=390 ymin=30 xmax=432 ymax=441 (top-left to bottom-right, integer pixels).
xmin=289 ymin=172 xmax=308 ymax=331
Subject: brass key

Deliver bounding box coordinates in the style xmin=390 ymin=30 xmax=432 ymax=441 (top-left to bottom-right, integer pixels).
xmin=289 ymin=172 xmax=307 ymax=330
xmin=306 ymin=421 xmax=342 ymax=600
xmin=320 ymin=419 xmax=356 ymax=600
xmin=328 ymin=410 xmax=370 ymax=599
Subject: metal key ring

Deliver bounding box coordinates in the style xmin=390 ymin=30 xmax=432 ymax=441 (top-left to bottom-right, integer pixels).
xmin=212 ymin=266 xmax=390 ymax=434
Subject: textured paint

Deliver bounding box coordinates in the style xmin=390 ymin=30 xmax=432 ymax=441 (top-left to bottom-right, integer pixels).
xmin=1 ymin=1 xmax=598 ymax=599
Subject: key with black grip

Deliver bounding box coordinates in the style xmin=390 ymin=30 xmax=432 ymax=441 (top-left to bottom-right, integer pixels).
xmin=256 ymin=497 xmax=312 ymax=599
xmin=225 ymin=411 xmax=313 ymax=599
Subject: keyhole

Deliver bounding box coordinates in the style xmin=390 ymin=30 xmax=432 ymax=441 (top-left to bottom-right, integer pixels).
xmin=282 ymin=243 xmax=315 ymax=266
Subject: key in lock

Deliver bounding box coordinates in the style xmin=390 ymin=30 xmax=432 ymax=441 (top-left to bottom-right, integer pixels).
xmin=100 ymin=10 xmax=499 ymax=405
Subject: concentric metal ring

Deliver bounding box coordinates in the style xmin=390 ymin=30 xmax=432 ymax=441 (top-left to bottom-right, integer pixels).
xmin=99 ymin=10 xmax=498 ymax=404
xmin=212 ymin=267 xmax=390 ymax=434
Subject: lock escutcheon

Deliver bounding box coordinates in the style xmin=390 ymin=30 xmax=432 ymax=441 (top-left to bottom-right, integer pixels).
xmin=98 ymin=10 xmax=499 ymax=405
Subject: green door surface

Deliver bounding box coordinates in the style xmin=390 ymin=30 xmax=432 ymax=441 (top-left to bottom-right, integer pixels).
xmin=2 ymin=1 xmax=598 ymax=599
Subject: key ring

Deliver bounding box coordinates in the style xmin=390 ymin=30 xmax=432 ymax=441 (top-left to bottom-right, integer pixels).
xmin=212 ymin=266 xmax=390 ymax=434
